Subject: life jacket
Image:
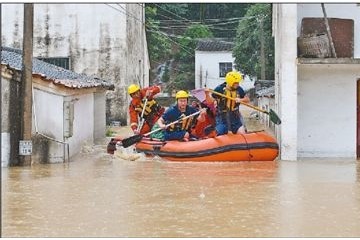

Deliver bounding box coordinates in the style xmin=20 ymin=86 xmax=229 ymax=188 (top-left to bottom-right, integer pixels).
xmin=191 ymin=113 xmax=215 ymax=138
xmin=168 ymin=107 xmax=197 ymax=132
xmin=133 ymin=99 xmax=164 ymax=126
xmin=217 ymin=87 xmax=240 ymax=113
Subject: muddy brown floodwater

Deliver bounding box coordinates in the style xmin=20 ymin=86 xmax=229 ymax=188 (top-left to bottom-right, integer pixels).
xmin=2 ymin=112 xmax=360 ymax=237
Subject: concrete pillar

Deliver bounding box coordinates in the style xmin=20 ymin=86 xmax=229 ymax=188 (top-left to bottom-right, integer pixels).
xmin=274 ymin=4 xmax=298 ymax=160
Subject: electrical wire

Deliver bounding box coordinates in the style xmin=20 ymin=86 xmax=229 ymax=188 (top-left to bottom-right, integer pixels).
xmin=154 ymin=3 xmax=192 ymax=22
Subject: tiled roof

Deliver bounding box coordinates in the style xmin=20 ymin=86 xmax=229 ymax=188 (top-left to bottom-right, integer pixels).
xmin=1 ymin=47 xmax=114 ymax=90
xmin=196 ymin=39 xmax=234 ymax=52
xmin=256 ymin=86 xmax=275 ymax=97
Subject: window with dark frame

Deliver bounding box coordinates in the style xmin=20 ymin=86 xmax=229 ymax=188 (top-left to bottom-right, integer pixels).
xmin=37 ymin=57 xmax=70 ymax=70
xmin=219 ymin=62 xmax=233 ymax=77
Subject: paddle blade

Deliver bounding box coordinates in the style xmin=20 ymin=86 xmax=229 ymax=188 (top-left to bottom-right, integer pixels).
xmin=269 ymin=109 xmax=281 ymax=125
xmin=107 ymin=139 xmax=117 ymax=154
xmin=122 ymin=134 xmax=144 ymax=148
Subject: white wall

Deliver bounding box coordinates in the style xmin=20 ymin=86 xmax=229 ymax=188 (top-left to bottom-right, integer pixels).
xmin=274 ymin=3 xmax=360 ymax=160
xmin=297 ymin=3 xmax=360 ymax=58
xmin=33 ymin=88 xmax=66 ymax=163
xmin=67 ymin=93 xmax=94 ymax=157
xmin=2 ymin=4 xmax=127 ymax=76
xmin=298 ymin=64 xmax=359 ymax=158
xmin=1 ymin=3 xmax=149 ymax=124
xmin=33 ymin=88 xmax=96 ymax=162
xmin=195 ymin=51 xmax=234 ymax=90
xmin=273 ymin=4 xmax=298 ymax=161
xmin=1 ymin=133 xmax=10 ymax=167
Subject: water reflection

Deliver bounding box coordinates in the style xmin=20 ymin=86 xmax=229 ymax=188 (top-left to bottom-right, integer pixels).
xmin=2 ymin=148 xmax=360 ymax=237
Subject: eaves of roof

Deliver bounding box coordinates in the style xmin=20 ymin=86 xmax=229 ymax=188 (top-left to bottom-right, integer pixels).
xmin=1 ymin=47 xmax=114 ymax=90
xmin=196 ymin=39 xmax=234 ymax=52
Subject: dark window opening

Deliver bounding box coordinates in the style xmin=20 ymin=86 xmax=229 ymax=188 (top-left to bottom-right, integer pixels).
xmin=37 ymin=57 xmax=70 ymax=70
xmin=219 ymin=62 xmax=233 ymax=78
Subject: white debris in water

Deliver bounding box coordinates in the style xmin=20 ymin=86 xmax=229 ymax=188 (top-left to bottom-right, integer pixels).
xmin=114 ymin=149 xmax=142 ymax=161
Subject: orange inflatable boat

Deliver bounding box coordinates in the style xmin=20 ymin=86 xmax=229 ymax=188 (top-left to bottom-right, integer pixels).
xmin=134 ymin=131 xmax=279 ymax=162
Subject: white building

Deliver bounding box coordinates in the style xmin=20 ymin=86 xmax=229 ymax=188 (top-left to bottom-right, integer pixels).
xmin=273 ymin=3 xmax=360 ymax=160
xmin=1 ymin=3 xmax=149 ymax=125
xmin=1 ymin=47 xmax=114 ymax=167
xmin=195 ymin=38 xmax=254 ymax=91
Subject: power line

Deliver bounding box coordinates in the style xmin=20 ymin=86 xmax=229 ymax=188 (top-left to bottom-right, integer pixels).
xmin=154 ymin=3 xmax=191 ymax=22
xmin=154 ymin=15 xmax=258 ymax=23
xmin=116 ymin=3 xmax=143 ymax=23
xmin=157 ymin=18 xmax=243 ymax=28
xmin=146 ymin=26 xmax=195 ymax=56
xmin=104 ymin=3 xmax=143 ymax=24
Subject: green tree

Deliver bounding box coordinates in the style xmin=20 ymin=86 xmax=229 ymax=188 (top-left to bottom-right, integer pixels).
xmin=177 ymin=24 xmax=213 ymax=61
xmin=170 ymin=24 xmax=213 ymax=91
xmin=233 ymin=4 xmax=274 ymax=79
xmin=145 ymin=6 xmax=171 ymax=63
xmin=156 ymin=3 xmax=189 ymax=19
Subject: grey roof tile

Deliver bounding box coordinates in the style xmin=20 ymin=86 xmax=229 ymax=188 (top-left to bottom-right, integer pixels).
xmin=1 ymin=47 xmax=114 ymax=90
xmin=196 ymin=39 xmax=234 ymax=52
xmin=256 ymin=86 xmax=275 ymax=97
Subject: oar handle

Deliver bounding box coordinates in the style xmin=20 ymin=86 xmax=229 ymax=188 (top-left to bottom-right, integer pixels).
xmin=209 ymin=89 xmax=268 ymax=114
xmin=137 ymin=98 xmax=148 ymax=132
xmin=144 ymin=109 xmax=203 ymax=137
xmin=140 ymin=98 xmax=148 ymax=118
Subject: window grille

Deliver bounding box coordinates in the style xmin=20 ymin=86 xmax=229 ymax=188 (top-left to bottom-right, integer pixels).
xmin=219 ymin=62 xmax=233 ymax=77
xmin=37 ymin=57 xmax=70 ymax=70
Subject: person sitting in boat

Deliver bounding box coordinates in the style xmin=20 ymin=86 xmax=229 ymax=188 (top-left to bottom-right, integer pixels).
xmin=191 ymin=91 xmax=217 ymax=139
xmin=191 ymin=100 xmax=200 ymax=110
xmin=212 ymin=71 xmax=250 ymax=135
xmin=157 ymin=90 xmax=206 ymax=141
xmin=128 ymin=84 xmax=165 ymax=135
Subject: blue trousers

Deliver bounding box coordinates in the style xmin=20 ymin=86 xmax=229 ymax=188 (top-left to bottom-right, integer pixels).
xmin=215 ymin=111 xmax=242 ymax=135
xmin=164 ymin=130 xmax=186 ymax=141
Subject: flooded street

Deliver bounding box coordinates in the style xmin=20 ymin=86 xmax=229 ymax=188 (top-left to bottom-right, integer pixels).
xmin=2 ymin=142 xmax=360 ymax=237
xmin=2 ymin=115 xmax=360 ymax=237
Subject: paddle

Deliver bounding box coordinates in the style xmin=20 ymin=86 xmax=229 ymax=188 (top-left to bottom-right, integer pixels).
xmin=191 ymin=88 xmax=281 ymax=125
xmin=137 ymin=97 xmax=148 ymax=132
xmin=121 ymin=109 xmax=204 ymax=148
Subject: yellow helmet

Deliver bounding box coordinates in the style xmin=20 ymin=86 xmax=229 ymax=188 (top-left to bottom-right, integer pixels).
xmin=128 ymin=84 xmax=140 ymax=95
xmin=175 ymin=90 xmax=189 ymax=99
xmin=225 ymin=71 xmax=243 ymax=87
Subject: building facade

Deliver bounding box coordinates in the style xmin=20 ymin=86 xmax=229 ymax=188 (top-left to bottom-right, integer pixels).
xmin=1 ymin=47 xmax=114 ymax=167
xmin=1 ymin=3 xmax=149 ymax=125
xmin=195 ymin=38 xmax=254 ymax=92
xmin=273 ymin=3 xmax=360 ymax=160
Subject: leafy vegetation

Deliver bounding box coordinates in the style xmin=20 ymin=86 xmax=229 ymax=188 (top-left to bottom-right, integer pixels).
xmin=105 ymin=127 xmax=116 ymax=137
xmin=233 ymin=4 xmax=274 ymax=79
xmin=145 ymin=3 xmax=274 ymax=93
xmin=145 ymin=6 xmax=172 ymax=63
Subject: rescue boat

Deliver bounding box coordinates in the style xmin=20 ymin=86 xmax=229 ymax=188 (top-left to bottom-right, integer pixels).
xmin=134 ymin=131 xmax=278 ymax=162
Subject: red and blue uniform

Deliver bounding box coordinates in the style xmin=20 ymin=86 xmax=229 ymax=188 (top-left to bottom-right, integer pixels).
xmin=213 ymin=82 xmax=246 ymax=135
xmin=162 ymin=104 xmax=198 ymax=141
xmin=129 ymin=86 xmax=164 ymax=134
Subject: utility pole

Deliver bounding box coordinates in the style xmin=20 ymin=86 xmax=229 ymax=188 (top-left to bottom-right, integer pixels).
xmin=199 ymin=4 xmax=205 ymax=23
xmin=0 ymin=3 xmax=2 ymax=168
xmin=19 ymin=3 xmax=34 ymax=166
xmin=259 ymin=16 xmax=266 ymax=80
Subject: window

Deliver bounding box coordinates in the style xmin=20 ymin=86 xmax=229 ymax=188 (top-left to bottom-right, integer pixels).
xmin=37 ymin=57 xmax=70 ymax=70
xmin=219 ymin=62 xmax=233 ymax=77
